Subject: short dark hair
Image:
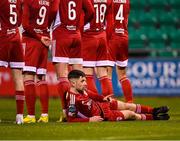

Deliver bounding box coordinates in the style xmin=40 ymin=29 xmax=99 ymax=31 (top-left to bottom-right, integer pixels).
xmin=68 ymin=70 xmax=86 ymax=80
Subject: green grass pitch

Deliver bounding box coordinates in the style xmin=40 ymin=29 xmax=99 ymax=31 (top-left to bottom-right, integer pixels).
xmin=0 ymin=97 xmax=180 ymax=140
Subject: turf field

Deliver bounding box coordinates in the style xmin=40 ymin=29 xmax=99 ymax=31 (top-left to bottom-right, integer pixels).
xmin=0 ymin=97 xmax=180 ymax=140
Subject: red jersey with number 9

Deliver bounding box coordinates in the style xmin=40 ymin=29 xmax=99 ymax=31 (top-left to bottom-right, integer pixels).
xmin=22 ymin=0 xmax=53 ymax=40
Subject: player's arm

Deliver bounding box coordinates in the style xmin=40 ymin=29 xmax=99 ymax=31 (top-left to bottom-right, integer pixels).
xmin=87 ymin=90 xmax=105 ymax=102
xmin=17 ymin=0 xmax=23 ymax=27
xmin=67 ymin=103 xmax=89 ymax=122
xmin=48 ymin=0 xmax=60 ymax=27
xmin=22 ymin=0 xmax=42 ymax=41
xmin=82 ymin=0 xmax=95 ymax=25
xmin=106 ymin=1 xmax=114 ymax=40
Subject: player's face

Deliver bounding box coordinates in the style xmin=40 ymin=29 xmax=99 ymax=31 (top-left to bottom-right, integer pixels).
xmin=76 ymin=76 xmax=87 ymax=92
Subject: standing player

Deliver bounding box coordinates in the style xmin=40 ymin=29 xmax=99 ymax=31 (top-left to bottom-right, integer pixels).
xmin=66 ymin=70 xmax=170 ymax=122
xmin=106 ymin=0 xmax=133 ymax=103
xmin=0 ymin=0 xmax=24 ymax=124
xmin=22 ymin=0 xmax=56 ymax=123
xmin=81 ymin=0 xmax=114 ymax=97
xmin=52 ymin=0 xmax=94 ymax=121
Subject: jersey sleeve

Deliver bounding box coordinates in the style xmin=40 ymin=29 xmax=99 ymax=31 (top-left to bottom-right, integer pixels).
xmin=22 ymin=0 xmax=42 ymax=40
xmin=106 ymin=1 xmax=113 ymax=40
xmin=87 ymin=90 xmax=104 ymax=102
xmin=82 ymin=0 xmax=94 ymax=25
xmin=67 ymin=116 xmax=89 ymax=122
xmin=48 ymin=0 xmax=60 ymax=27
xmin=67 ymin=95 xmax=89 ymax=122
xmin=17 ymin=0 xmax=23 ymax=27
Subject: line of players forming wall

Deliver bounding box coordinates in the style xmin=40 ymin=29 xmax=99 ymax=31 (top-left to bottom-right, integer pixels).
xmin=1 ymin=58 xmax=180 ymax=97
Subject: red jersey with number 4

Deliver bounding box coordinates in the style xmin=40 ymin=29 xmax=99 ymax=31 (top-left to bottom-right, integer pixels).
xmin=0 ymin=0 xmax=22 ymax=37
xmin=112 ymin=0 xmax=129 ymax=37
xmin=22 ymin=0 xmax=55 ymax=40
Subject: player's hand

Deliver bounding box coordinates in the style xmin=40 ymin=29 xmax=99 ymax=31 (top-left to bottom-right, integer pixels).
xmin=41 ymin=36 xmax=51 ymax=47
xmin=89 ymin=116 xmax=103 ymax=122
xmin=103 ymin=94 xmax=114 ymax=102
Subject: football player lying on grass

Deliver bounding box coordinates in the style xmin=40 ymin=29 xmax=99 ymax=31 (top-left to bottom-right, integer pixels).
xmin=63 ymin=70 xmax=169 ymax=122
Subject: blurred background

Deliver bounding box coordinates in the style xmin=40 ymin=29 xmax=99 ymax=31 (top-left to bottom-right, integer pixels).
xmin=0 ymin=0 xmax=180 ymax=97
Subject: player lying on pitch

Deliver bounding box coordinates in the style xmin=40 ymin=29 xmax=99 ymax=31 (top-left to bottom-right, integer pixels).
xmin=63 ymin=70 xmax=169 ymax=122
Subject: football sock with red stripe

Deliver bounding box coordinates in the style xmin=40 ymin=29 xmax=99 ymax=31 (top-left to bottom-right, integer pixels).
xmin=86 ymin=75 xmax=98 ymax=94
xmin=15 ymin=91 xmax=25 ymax=114
xmin=99 ymin=76 xmax=113 ymax=97
xmin=36 ymin=81 xmax=49 ymax=114
xmin=141 ymin=114 xmax=153 ymax=120
xmin=119 ymin=76 xmax=133 ymax=103
xmin=136 ymin=104 xmax=153 ymax=114
xmin=24 ymin=80 xmax=36 ymax=115
xmin=57 ymin=77 xmax=70 ymax=109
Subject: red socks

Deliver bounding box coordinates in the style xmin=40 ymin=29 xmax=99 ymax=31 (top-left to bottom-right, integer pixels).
xmin=86 ymin=75 xmax=98 ymax=94
xmin=24 ymin=80 xmax=36 ymax=115
xmin=99 ymin=76 xmax=113 ymax=97
xmin=141 ymin=114 xmax=153 ymax=120
xmin=57 ymin=77 xmax=70 ymax=109
xmin=15 ymin=91 xmax=25 ymax=114
xmin=119 ymin=77 xmax=133 ymax=103
xmin=136 ymin=104 xmax=153 ymax=114
xmin=36 ymin=81 xmax=49 ymax=114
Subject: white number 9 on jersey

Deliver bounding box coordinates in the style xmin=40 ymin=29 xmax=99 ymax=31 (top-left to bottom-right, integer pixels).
xmin=37 ymin=6 xmax=47 ymax=25
xmin=68 ymin=1 xmax=76 ymax=20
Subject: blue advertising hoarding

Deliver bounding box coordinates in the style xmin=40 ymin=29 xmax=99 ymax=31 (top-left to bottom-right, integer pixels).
xmin=96 ymin=58 xmax=180 ymax=96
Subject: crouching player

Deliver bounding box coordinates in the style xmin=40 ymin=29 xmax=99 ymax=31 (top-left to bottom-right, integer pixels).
xmin=65 ymin=70 xmax=170 ymax=122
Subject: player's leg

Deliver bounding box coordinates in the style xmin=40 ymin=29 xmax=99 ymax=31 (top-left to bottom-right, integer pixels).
xmin=10 ymin=37 xmax=25 ymax=124
xmin=110 ymin=110 xmax=169 ymax=121
xmin=115 ymin=100 xmax=169 ymax=116
xmin=12 ymin=68 xmax=25 ymax=124
xmin=23 ymin=37 xmax=41 ymax=123
xmin=36 ymin=46 xmax=49 ymax=123
xmin=36 ymin=74 xmax=49 ymax=123
xmin=55 ymin=62 xmax=70 ymax=119
xmin=96 ymin=33 xmax=113 ymax=97
xmin=83 ymin=67 xmax=98 ymax=94
xmin=23 ymin=72 xmax=36 ymax=123
xmin=52 ymin=30 xmax=74 ymax=121
xmin=82 ymin=35 xmax=98 ymax=94
xmin=116 ymin=37 xmax=133 ymax=103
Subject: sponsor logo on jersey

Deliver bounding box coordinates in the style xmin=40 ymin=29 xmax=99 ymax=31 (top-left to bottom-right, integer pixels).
xmin=39 ymin=0 xmax=50 ymax=6
xmin=8 ymin=0 xmax=17 ymax=3
xmin=113 ymin=0 xmax=126 ymax=3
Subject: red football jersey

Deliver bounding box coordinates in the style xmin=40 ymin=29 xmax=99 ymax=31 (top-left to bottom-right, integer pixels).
xmin=66 ymin=90 xmax=105 ymax=122
xmin=112 ymin=0 xmax=130 ymax=36
xmin=83 ymin=0 xmax=112 ymax=32
xmin=0 ymin=0 xmax=22 ymax=36
xmin=54 ymin=0 xmax=94 ymax=31
xmin=22 ymin=0 xmax=56 ymax=40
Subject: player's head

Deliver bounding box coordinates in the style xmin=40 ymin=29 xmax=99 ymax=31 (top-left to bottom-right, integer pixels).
xmin=68 ymin=70 xmax=87 ymax=92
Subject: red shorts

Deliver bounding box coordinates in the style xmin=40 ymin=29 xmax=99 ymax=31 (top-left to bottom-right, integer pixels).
xmin=82 ymin=31 xmax=108 ymax=67
xmin=52 ymin=27 xmax=83 ymax=65
xmin=0 ymin=32 xmax=24 ymax=69
xmin=99 ymin=100 xmax=125 ymax=121
xmin=108 ymin=34 xmax=129 ymax=67
xmin=22 ymin=36 xmax=48 ymax=75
